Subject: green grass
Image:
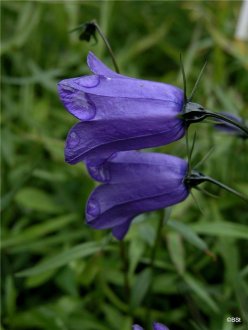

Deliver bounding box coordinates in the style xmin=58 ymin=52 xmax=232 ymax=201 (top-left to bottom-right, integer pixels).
xmin=1 ymin=1 xmax=248 ymax=330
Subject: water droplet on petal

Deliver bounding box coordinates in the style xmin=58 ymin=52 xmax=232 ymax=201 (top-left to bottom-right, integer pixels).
xmin=77 ymin=75 xmax=99 ymax=88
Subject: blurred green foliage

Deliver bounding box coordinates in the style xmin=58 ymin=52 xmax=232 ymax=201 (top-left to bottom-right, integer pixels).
xmin=1 ymin=1 xmax=248 ymax=330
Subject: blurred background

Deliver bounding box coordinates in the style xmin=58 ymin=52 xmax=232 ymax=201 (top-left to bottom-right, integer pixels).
xmin=1 ymin=1 xmax=248 ymax=330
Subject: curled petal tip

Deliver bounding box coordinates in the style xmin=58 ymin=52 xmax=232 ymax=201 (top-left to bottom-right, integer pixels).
xmin=87 ymin=51 xmax=120 ymax=78
xmin=57 ymin=76 xmax=99 ymax=120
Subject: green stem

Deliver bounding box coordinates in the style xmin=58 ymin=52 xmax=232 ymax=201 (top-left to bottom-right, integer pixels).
xmin=183 ymin=103 xmax=248 ymax=136
xmin=204 ymin=111 xmax=248 ymax=136
xmin=150 ymin=211 xmax=165 ymax=269
xmin=119 ymin=240 xmax=130 ymax=304
xmin=146 ymin=209 xmax=165 ymax=326
xmin=93 ymin=20 xmax=120 ymax=73
xmin=188 ymin=60 xmax=208 ymax=102
xmin=204 ymin=176 xmax=248 ymax=203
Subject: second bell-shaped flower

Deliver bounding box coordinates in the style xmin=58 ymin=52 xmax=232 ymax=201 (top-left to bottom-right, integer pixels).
xmin=58 ymin=52 xmax=185 ymax=165
xmin=86 ymin=151 xmax=189 ymax=239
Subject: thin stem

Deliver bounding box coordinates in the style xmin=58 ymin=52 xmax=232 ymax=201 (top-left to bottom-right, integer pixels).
xmin=193 ymin=146 xmax=215 ymax=169
xmin=119 ymin=240 xmax=130 ymax=304
xmin=190 ymin=190 xmax=204 ymax=215
xmin=146 ymin=209 xmax=165 ymax=326
xmin=180 ymin=54 xmax=188 ymax=104
xmin=204 ymin=111 xmax=248 ymax=136
xmin=204 ymin=176 xmax=248 ymax=203
xmin=150 ymin=211 xmax=164 ymax=268
xmin=185 ymin=130 xmax=191 ymax=174
xmin=195 ymin=186 xmax=219 ymax=199
xmin=93 ymin=20 xmax=120 ymax=73
xmin=189 ymin=131 xmax=197 ymax=166
xmin=188 ymin=60 xmax=207 ymax=102
xmin=183 ymin=103 xmax=248 ymax=136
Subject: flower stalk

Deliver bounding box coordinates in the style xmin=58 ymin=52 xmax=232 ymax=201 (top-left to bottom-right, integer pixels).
xmin=92 ymin=20 xmax=120 ymax=73
xmin=119 ymin=240 xmax=131 ymax=306
xmin=146 ymin=209 xmax=166 ymax=326
xmin=185 ymin=170 xmax=248 ymax=203
xmin=182 ymin=102 xmax=248 ymax=136
xmin=70 ymin=20 xmax=120 ymax=73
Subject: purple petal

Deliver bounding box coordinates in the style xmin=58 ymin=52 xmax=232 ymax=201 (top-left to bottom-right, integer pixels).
xmin=65 ymin=110 xmax=185 ymax=165
xmin=153 ymin=322 xmax=170 ymax=330
xmin=58 ymin=52 xmax=184 ymax=121
xmin=87 ymin=51 xmax=123 ymax=78
xmin=87 ymin=151 xmax=187 ymax=183
xmin=86 ymin=152 xmax=188 ymax=235
xmin=132 ymin=325 xmax=144 ymax=330
xmin=60 ymin=74 xmax=183 ymax=105
xmin=57 ymin=75 xmax=99 ymax=120
xmin=86 ymin=180 xmax=188 ymax=230
xmin=112 ymin=219 xmax=132 ymax=240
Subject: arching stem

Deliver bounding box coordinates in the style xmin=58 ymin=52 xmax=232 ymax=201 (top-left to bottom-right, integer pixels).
xmin=92 ymin=20 xmax=120 ymax=73
xmin=146 ymin=209 xmax=166 ymax=326
xmin=203 ymin=176 xmax=248 ymax=203
xmin=204 ymin=111 xmax=248 ymax=136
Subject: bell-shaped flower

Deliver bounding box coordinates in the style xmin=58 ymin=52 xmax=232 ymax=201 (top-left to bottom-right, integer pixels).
xmin=133 ymin=322 xmax=169 ymax=330
xmin=86 ymin=151 xmax=189 ymax=240
xmin=58 ymin=52 xmax=185 ymax=165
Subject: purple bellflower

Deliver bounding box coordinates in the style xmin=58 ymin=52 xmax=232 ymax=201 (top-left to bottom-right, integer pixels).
xmin=86 ymin=151 xmax=189 ymax=240
xmin=86 ymin=150 xmax=248 ymax=239
xmin=58 ymin=53 xmax=248 ymax=167
xmin=58 ymin=52 xmax=185 ymax=165
xmin=214 ymin=112 xmax=247 ymax=138
xmin=133 ymin=322 xmax=169 ymax=330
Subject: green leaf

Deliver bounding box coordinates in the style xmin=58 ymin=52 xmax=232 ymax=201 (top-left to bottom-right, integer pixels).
xmin=153 ymin=274 xmax=178 ymax=294
xmin=15 ymin=187 xmax=65 ymax=214
xmin=190 ymin=222 xmax=248 ymax=240
xmin=182 ymin=273 xmax=219 ymax=313
xmin=168 ymin=220 xmax=210 ymax=252
xmin=128 ymin=238 xmax=145 ymax=277
xmin=130 ymin=268 xmax=151 ymax=308
xmin=16 ymin=239 xmax=112 ymax=277
xmin=5 ymin=276 xmax=17 ymax=318
xmin=166 ymin=232 xmax=185 ymax=274
xmin=102 ymin=304 xmax=124 ymax=329
xmin=25 ymin=270 xmax=55 ymax=289
xmin=1 ymin=214 xmax=77 ymax=249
